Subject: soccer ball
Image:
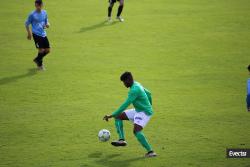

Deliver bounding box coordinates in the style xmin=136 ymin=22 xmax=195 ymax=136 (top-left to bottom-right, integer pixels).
xmin=98 ymin=129 xmax=111 ymax=142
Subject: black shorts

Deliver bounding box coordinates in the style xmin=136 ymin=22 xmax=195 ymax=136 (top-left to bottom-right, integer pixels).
xmin=32 ymin=33 xmax=50 ymax=49
xmin=109 ymin=0 xmax=119 ymax=3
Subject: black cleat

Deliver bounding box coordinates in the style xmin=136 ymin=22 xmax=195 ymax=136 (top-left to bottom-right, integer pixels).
xmin=33 ymin=59 xmax=45 ymax=70
xmin=145 ymin=151 xmax=157 ymax=158
xmin=111 ymin=139 xmax=127 ymax=147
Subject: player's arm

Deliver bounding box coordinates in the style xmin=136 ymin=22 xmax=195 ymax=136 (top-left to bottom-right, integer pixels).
xmin=25 ymin=14 xmax=32 ymax=40
xmin=44 ymin=12 xmax=50 ymax=28
xmin=144 ymin=88 xmax=152 ymax=105
xmin=103 ymin=88 xmax=138 ymax=121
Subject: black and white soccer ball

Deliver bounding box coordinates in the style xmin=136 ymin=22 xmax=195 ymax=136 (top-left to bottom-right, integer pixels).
xmin=98 ymin=129 xmax=111 ymax=142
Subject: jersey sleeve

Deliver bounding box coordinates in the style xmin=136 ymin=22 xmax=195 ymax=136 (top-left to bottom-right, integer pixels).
xmin=144 ymin=88 xmax=152 ymax=105
xmin=112 ymin=87 xmax=139 ymax=117
xmin=25 ymin=13 xmax=33 ymax=27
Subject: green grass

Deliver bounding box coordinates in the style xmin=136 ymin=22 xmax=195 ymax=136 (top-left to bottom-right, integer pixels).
xmin=0 ymin=0 xmax=250 ymax=166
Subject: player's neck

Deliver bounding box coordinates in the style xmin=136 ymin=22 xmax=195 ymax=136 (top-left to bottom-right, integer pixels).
xmin=129 ymin=81 xmax=135 ymax=88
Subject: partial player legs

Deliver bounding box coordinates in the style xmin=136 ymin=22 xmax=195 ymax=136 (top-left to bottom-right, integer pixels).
xmin=107 ymin=0 xmax=124 ymax=22
xmin=33 ymin=48 xmax=50 ymax=70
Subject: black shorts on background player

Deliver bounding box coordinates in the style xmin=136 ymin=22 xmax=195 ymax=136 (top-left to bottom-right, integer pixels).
xmin=32 ymin=33 xmax=50 ymax=49
xmin=109 ymin=0 xmax=119 ymax=3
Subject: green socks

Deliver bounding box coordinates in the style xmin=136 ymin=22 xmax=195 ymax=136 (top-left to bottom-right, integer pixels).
xmin=115 ymin=119 xmax=125 ymax=140
xmin=135 ymin=131 xmax=152 ymax=152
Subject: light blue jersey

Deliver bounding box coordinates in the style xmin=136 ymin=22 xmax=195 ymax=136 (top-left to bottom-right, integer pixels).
xmin=25 ymin=10 xmax=48 ymax=37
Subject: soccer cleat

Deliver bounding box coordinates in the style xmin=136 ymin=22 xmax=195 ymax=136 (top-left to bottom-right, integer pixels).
xmin=33 ymin=59 xmax=45 ymax=71
xmin=145 ymin=151 xmax=157 ymax=158
xmin=111 ymin=139 xmax=127 ymax=147
xmin=116 ymin=16 xmax=124 ymax=22
xmin=107 ymin=17 xmax=112 ymax=22
xmin=37 ymin=65 xmax=45 ymax=71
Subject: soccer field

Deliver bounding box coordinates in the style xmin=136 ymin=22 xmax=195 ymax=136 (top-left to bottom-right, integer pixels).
xmin=0 ymin=0 xmax=250 ymax=166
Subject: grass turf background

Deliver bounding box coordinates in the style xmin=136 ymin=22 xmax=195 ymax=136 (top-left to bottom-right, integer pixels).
xmin=0 ymin=0 xmax=250 ymax=166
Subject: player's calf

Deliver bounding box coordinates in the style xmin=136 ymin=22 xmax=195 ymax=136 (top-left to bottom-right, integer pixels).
xmin=108 ymin=0 xmax=115 ymax=19
xmin=133 ymin=124 xmax=157 ymax=158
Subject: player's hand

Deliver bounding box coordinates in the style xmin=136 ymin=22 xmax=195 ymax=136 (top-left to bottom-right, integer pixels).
xmin=103 ymin=115 xmax=113 ymax=122
xmin=27 ymin=33 xmax=32 ymax=40
xmin=44 ymin=23 xmax=50 ymax=29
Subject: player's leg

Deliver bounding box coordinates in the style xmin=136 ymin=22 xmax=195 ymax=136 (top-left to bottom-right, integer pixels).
xmin=38 ymin=36 xmax=50 ymax=70
xmin=44 ymin=48 xmax=50 ymax=56
xmin=108 ymin=0 xmax=116 ymax=21
xmin=43 ymin=36 xmax=50 ymax=57
xmin=116 ymin=0 xmax=124 ymax=22
xmin=247 ymin=94 xmax=250 ymax=111
xmin=115 ymin=112 xmax=128 ymax=140
xmin=33 ymin=34 xmax=44 ymax=68
xmin=42 ymin=36 xmax=51 ymax=60
xmin=32 ymin=34 xmax=49 ymax=70
xmin=33 ymin=48 xmax=45 ymax=69
xmin=133 ymin=112 xmax=157 ymax=157
xmin=111 ymin=112 xmax=128 ymax=146
xmin=111 ymin=109 xmax=135 ymax=147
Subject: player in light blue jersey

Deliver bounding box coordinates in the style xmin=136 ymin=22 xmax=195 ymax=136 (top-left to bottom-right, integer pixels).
xmin=247 ymin=65 xmax=250 ymax=112
xmin=25 ymin=0 xmax=50 ymax=70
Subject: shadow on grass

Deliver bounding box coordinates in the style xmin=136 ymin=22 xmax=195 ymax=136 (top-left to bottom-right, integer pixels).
xmin=87 ymin=152 xmax=145 ymax=167
xmin=0 ymin=68 xmax=38 ymax=85
xmin=78 ymin=21 xmax=118 ymax=33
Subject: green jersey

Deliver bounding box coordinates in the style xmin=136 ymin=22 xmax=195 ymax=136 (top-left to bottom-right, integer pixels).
xmin=112 ymin=81 xmax=153 ymax=117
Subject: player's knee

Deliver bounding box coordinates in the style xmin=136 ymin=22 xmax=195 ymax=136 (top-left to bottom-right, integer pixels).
xmin=38 ymin=49 xmax=45 ymax=53
xmin=119 ymin=0 xmax=124 ymax=5
xmin=114 ymin=114 xmax=121 ymax=120
xmin=116 ymin=114 xmax=123 ymax=120
xmin=133 ymin=124 xmax=143 ymax=134
xmin=45 ymin=48 xmax=50 ymax=54
xmin=133 ymin=129 xmax=141 ymax=135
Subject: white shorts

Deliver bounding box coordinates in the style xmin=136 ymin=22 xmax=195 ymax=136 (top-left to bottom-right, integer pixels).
xmin=125 ymin=109 xmax=151 ymax=128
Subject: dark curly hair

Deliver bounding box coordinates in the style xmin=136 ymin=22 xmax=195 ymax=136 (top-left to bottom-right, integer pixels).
xmin=120 ymin=71 xmax=133 ymax=81
xmin=35 ymin=0 xmax=43 ymax=5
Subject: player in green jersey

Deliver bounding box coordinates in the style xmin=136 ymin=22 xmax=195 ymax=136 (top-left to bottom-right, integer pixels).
xmin=103 ymin=72 xmax=157 ymax=158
